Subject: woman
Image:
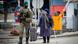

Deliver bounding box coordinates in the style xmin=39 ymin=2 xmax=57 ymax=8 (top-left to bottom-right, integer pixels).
xmin=39 ymin=9 xmax=51 ymax=43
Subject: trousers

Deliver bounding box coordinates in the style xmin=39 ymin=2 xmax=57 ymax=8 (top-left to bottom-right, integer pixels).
xmin=19 ymin=23 xmax=30 ymax=44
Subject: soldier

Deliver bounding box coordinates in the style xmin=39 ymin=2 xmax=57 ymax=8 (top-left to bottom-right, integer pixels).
xmin=18 ymin=2 xmax=33 ymax=44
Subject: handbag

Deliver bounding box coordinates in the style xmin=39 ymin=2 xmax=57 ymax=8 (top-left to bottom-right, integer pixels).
xmin=44 ymin=14 xmax=49 ymax=30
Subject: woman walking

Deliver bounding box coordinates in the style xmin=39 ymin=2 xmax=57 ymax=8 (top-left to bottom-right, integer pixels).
xmin=39 ymin=9 xmax=53 ymax=43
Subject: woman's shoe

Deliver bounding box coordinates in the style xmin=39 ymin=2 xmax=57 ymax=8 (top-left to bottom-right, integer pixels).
xmin=43 ymin=41 xmax=46 ymax=43
xmin=26 ymin=41 xmax=29 ymax=44
xmin=47 ymin=40 xmax=49 ymax=43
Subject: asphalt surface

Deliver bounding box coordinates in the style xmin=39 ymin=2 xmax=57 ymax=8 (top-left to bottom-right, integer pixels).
xmin=0 ymin=30 xmax=78 ymax=44
xmin=0 ymin=35 xmax=78 ymax=44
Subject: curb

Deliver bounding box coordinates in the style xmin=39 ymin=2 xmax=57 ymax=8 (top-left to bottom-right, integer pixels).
xmin=0 ymin=30 xmax=78 ymax=39
xmin=37 ymin=32 xmax=78 ymax=39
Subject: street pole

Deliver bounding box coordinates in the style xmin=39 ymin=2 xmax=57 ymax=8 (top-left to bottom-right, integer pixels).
xmin=38 ymin=0 xmax=40 ymax=24
xmin=3 ymin=0 xmax=8 ymax=23
xmin=18 ymin=0 xmax=20 ymax=7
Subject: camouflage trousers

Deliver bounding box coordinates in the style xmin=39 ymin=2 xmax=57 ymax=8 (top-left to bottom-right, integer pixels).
xmin=19 ymin=23 xmax=30 ymax=44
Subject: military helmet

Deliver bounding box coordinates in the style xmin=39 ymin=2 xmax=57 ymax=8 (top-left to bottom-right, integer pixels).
xmin=23 ymin=2 xmax=28 ymax=6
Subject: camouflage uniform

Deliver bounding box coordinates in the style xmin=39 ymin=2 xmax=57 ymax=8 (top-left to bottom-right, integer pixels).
xmin=19 ymin=2 xmax=33 ymax=44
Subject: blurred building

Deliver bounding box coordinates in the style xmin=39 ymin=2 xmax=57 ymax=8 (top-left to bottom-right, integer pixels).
xmin=64 ymin=0 xmax=78 ymax=32
xmin=50 ymin=0 xmax=65 ymax=16
xmin=50 ymin=0 xmax=66 ymax=32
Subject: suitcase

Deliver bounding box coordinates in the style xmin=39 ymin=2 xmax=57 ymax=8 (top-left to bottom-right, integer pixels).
xmin=30 ymin=28 xmax=37 ymax=41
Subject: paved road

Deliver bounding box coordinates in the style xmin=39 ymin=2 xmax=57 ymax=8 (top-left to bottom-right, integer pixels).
xmin=0 ymin=35 xmax=78 ymax=44
xmin=29 ymin=36 xmax=78 ymax=44
xmin=0 ymin=30 xmax=78 ymax=44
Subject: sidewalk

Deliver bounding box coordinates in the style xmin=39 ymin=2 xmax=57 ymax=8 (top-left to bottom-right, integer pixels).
xmin=0 ymin=29 xmax=78 ymax=39
xmin=0 ymin=30 xmax=19 ymax=39
xmin=37 ymin=31 xmax=78 ymax=39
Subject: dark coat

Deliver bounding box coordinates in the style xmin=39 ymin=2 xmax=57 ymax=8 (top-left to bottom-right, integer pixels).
xmin=39 ymin=10 xmax=50 ymax=37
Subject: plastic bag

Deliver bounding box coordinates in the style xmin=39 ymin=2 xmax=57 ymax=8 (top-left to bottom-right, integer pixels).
xmin=36 ymin=27 xmax=40 ymax=35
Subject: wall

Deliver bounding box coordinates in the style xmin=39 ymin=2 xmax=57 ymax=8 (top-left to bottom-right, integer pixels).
xmin=50 ymin=6 xmax=64 ymax=16
xmin=73 ymin=2 xmax=78 ymax=31
xmin=50 ymin=0 xmax=65 ymax=16
xmin=66 ymin=3 xmax=74 ymax=30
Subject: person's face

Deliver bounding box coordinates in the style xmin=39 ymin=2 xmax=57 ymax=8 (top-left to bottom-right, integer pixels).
xmin=54 ymin=13 xmax=59 ymax=16
xmin=24 ymin=6 xmax=28 ymax=8
xmin=54 ymin=11 xmax=60 ymax=16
